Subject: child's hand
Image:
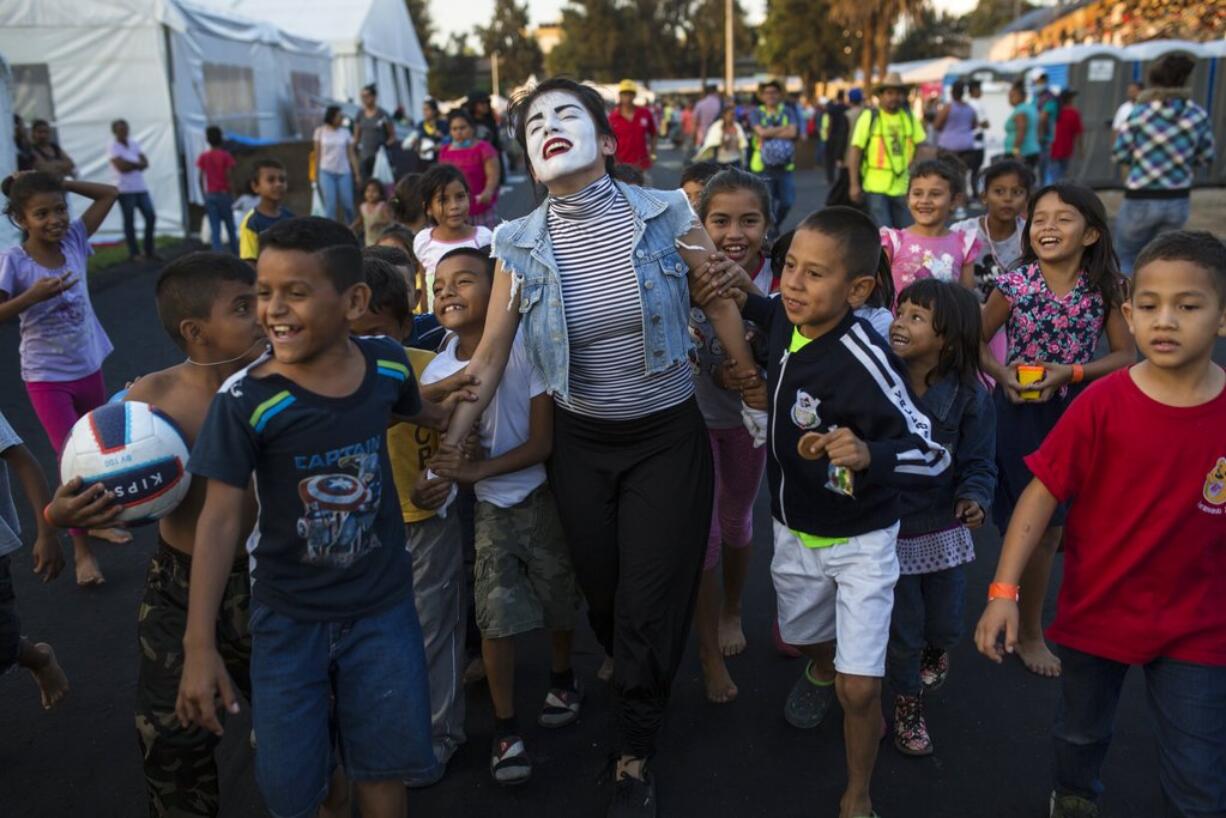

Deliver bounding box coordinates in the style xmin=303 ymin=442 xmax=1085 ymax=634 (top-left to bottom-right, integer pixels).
xmin=722 ymin=362 xmax=767 ymax=410
xmin=175 ymin=646 xmax=239 ymax=736
xmin=31 ymin=533 xmax=64 ymax=582
xmin=691 ymin=254 xmax=750 ymax=306
xmin=45 ymin=477 xmax=122 ymax=530
xmin=999 ymin=365 xmax=1026 ymax=404
xmin=430 ymin=443 xmax=479 ymax=484
xmin=420 ymin=370 xmax=480 ymax=405
xmin=1029 ymin=363 xmax=1071 ymax=403
xmin=955 ymin=498 xmax=985 ymax=529
xmin=29 ymin=273 xmax=76 ymax=304
xmin=460 ymin=425 xmax=484 ymax=462
xmin=823 ymin=427 xmax=871 ymax=471
xmin=411 ymin=472 xmax=455 ymax=510
xmin=974 ymin=600 xmax=1019 ymax=664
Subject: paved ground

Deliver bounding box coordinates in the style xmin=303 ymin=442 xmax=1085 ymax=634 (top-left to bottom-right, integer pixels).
xmin=0 ymin=147 xmax=1210 ymax=817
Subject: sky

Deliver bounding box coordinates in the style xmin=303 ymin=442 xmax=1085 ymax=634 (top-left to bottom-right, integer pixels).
xmin=429 ymin=0 xmax=980 ymax=45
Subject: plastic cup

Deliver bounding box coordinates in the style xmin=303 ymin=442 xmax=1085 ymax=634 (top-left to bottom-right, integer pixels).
xmin=1017 ymin=365 xmax=1045 ymax=400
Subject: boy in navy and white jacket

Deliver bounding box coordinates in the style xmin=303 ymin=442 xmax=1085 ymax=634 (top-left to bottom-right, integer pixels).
xmin=736 ymin=206 xmax=949 ymax=818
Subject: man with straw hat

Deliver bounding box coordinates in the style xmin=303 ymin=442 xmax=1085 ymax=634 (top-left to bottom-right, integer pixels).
xmin=848 ymin=72 xmax=932 ymax=229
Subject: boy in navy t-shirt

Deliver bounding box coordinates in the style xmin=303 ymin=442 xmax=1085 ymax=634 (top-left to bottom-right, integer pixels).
xmin=177 ymin=217 xmax=453 ymax=818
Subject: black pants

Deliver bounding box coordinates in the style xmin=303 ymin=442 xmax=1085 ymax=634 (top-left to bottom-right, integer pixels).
xmin=548 ymin=398 xmax=713 ymax=758
xmin=965 ymin=149 xmax=985 ymax=198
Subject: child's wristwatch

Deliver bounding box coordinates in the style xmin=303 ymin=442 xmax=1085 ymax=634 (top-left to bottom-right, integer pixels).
xmin=987 ymin=582 xmax=1020 ymax=602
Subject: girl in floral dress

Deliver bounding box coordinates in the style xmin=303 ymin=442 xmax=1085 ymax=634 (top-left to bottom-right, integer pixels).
xmin=979 ymin=184 xmax=1135 ymax=678
xmin=880 ymin=159 xmax=981 ymax=304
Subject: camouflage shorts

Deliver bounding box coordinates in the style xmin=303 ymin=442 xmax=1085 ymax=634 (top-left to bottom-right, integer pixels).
xmin=135 ymin=541 xmax=251 ymax=818
xmin=473 ymin=484 xmax=581 ymax=639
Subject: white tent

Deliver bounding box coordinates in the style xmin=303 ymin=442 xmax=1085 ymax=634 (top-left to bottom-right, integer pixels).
xmin=205 ymin=0 xmax=429 ymax=117
xmin=0 ymin=0 xmax=331 ymax=243
xmin=0 ymin=54 xmax=19 ymax=249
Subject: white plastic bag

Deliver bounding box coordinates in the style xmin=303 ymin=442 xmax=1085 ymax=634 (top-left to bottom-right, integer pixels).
xmin=372 ymin=146 xmax=395 ymax=186
xmin=310 ymin=183 xmax=326 ymax=218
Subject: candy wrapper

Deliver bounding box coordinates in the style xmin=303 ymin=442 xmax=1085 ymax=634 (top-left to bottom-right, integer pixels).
xmin=825 ymin=463 xmax=855 ymax=498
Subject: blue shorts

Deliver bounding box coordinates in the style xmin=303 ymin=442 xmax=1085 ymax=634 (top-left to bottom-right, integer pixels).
xmin=249 ymin=592 xmax=439 ymax=818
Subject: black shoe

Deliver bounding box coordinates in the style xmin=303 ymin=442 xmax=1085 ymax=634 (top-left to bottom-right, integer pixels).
xmin=608 ymin=769 xmax=656 ymax=817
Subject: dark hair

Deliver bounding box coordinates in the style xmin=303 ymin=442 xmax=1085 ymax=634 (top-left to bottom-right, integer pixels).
xmin=681 ymin=160 xmax=722 ymax=188
xmin=773 ymin=221 xmax=893 ymax=309
xmin=361 ymin=255 xmax=411 ymax=327
xmin=909 ymin=157 xmax=964 ymax=199
xmin=697 ymin=167 xmax=772 ymax=226
xmin=447 ymin=108 xmax=474 ymax=128
xmin=258 ymin=216 xmax=363 ymax=292
xmin=362 ymin=243 xmax=411 ymax=269
xmin=1010 ymin=80 xmax=1027 ymax=100
xmin=1022 ymin=183 xmax=1123 ymax=310
xmin=761 ymin=79 xmax=782 ymax=93
xmin=836 ymin=89 xmax=845 ymax=102
xmin=612 ymin=163 xmax=645 ymax=185
xmin=418 ymin=163 xmax=469 ymax=222
xmin=1149 ymin=53 xmax=1195 ymax=88
xmin=205 ymin=125 xmax=223 ymax=147
xmin=323 ymin=105 xmax=342 ymax=127
xmin=374 ymin=223 xmax=417 ymax=263
xmin=250 ymin=157 xmax=286 ymax=193
xmin=155 ymin=252 xmax=255 ymax=350
xmin=362 ymin=177 xmax=386 ymax=200
xmin=389 ymin=173 xmax=424 ymax=225
xmin=509 ymin=77 xmax=617 ymax=179
xmin=362 ymin=83 xmax=377 ymax=97
xmin=1133 ymin=230 xmax=1226 ymax=304
xmin=982 ymin=158 xmax=1034 ymax=192
xmin=951 ymin=81 xmax=965 ymax=101
xmin=968 ymin=80 xmax=982 ymax=93
xmin=796 ymin=206 xmax=882 ymax=280
xmin=896 ymin=279 xmax=983 ymax=385
xmin=110 ymin=118 xmax=128 ymax=135
xmin=30 ymin=118 xmax=50 ymax=131
xmin=2 ymin=171 xmax=64 ymax=224
xmin=1058 ymin=89 xmax=1077 ymax=106
xmin=437 ymin=245 xmax=494 ymax=278
xmin=424 ymin=98 xmax=439 ymax=114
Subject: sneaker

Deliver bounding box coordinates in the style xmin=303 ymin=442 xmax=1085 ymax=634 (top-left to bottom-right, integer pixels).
xmin=1050 ymin=791 xmax=1099 ymax=817
xmin=490 ymin=735 xmax=532 ymax=785
xmin=919 ymin=647 xmax=950 ymax=692
xmin=893 ymin=694 xmax=933 ymax=756
xmin=608 ymin=769 xmax=657 ymax=818
xmin=539 ymin=679 xmax=583 ymax=728
xmin=783 ymin=662 xmax=836 ymax=729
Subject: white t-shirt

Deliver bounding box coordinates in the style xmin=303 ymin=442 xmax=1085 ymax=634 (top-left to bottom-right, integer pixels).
xmin=420 ymin=330 xmax=546 ymax=508
xmin=108 ymin=138 xmax=148 ymax=193
xmin=413 ymin=225 xmax=493 ymax=311
xmin=315 ymin=126 xmax=353 ymax=175
xmin=1112 ymin=101 xmax=1135 ymax=134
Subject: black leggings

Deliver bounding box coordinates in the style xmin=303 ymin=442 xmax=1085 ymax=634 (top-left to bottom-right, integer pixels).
xmin=548 ymin=398 xmax=713 ymax=758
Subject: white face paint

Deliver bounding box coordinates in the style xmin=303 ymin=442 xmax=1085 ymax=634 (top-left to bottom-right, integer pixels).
xmin=524 ymin=90 xmax=602 ymax=184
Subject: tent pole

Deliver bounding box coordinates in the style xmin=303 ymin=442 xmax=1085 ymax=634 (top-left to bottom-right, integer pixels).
xmin=162 ymin=23 xmax=192 ymax=241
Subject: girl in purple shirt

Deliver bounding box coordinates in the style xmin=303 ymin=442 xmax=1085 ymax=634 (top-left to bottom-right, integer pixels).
xmin=0 ymin=171 xmax=125 ymax=585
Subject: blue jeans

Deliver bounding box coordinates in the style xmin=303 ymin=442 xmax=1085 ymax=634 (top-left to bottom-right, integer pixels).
xmin=759 ymin=168 xmax=796 ymax=227
xmin=1114 ymin=196 xmax=1191 ymax=277
xmin=118 ymin=191 xmax=156 ymax=258
xmin=885 ymin=565 xmax=965 ymax=696
xmin=866 ymin=192 xmax=912 ymax=229
xmin=203 ymin=192 xmax=238 ymax=254
xmin=248 ymin=593 xmax=439 ymax=818
xmin=317 ymin=170 xmax=355 ymax=225
xmin=1054 ymin=646 xmax=1226 ymax=817
xmin=1045 ymin=158 xmax=1072 ymax=186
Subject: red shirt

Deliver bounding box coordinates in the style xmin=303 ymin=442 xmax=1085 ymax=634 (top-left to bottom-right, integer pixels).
xmin=1050 ymin=106 xmax=1083 ymax=160
xmin=610 ymin=106 xmax=657 ymax=170
xmin=1025 ymin=368 xmax=1226 ymax=666
xmin=195 ymin=148 xmax=236 ymax=194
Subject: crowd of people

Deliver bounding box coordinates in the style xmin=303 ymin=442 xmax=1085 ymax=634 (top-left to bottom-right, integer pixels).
xmin=0 ymin=49 xmax=1223 ymax=818
xmin=1024 ymin=0 xmax=1225 ymax=56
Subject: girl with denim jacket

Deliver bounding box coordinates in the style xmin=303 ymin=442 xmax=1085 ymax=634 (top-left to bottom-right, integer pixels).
xmin=885 ymin=279 xmax=997 ymax=757
xmin=431 ymin=78 xmax=763 ymax=817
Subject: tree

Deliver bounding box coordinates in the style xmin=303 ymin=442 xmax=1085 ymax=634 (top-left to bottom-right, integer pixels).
xmin=429 ymin=33 xmax=479 ymax=100
xmin=475 ymin=0 xmax=544 ymax=90
xmin=758 ymin=0 xmax=856 ymax=93
xmin=686 ymin=0 xmax=753 ymax=88
xmin=963 ymin=0 xmax=1035 ymax=37
xmin=404 ymin=0 xmax=436 ymax=52
xmin=546 ymin=0 xmax=630 ymax=81
xmin=893 ymin=7 xmax=970 ymax=61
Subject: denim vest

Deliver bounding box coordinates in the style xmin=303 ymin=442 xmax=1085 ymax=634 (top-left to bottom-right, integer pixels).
xmin=899 ymin=373 xmax=997 ymax=538
xmin=491 ymin=180 xmax=699 ymax=401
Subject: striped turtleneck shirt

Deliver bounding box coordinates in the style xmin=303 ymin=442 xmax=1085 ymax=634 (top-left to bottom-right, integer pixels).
xmin=546 ymin=175 xmax=693 ymax=420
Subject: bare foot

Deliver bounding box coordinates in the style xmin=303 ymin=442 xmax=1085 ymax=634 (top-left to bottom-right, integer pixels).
xmin=89 ymin=526 xmax=133 ymax=544
xmin=1016 ymin=638 xmax=1062 ymax=677
xmin=700 ymin=651 xmax=738 ymax=704
xmin=29 ymin=644 xmax=69 ymax=710
xmin=74 ymin=552 xmax=106 ymax=587
xmin=719 ymin=612 xmax=747 ymax=657
xmin=462 ymin=655 xmax=486 ymax=685
xmin=596 ymin=655 xmax=614 ymax=682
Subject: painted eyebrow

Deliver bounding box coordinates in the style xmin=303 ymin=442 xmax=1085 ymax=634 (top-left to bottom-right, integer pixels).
xmin=527 ymin=103 xmax=581 ymax=125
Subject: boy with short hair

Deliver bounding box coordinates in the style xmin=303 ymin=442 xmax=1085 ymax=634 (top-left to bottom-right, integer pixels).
xmin=196 ymin=126 xmax=238 ymax=254
xmin=177 ymin=217 xmax=450 ymax=818
xmin=423 ymin=246 xmax=583 ymax=787
xmin=353 ymin=251 xmax=468 ymax=783
xmin=738 ymin=206 xmax=951 ymax=818
xmin=238 ymin=158 xmax=292 ymax=262
xmin=976 ymin=230 xmax=1226 ymax=818
xmin=681 ymin=160 xmax=722 ymax=210
xmin=362 ymin=244 xmax=445 ymax=352
xmin=0 ymin=410 xmax=68 ymax=711
xmin=47 ymin=251 xmax=268 ymax=817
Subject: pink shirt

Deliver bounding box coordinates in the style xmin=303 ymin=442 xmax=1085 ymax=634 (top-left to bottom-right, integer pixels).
xmin=880 ymin=226 xmax=981 ymax=301
xmin=439 ymin=140 xmax=498 ymax=217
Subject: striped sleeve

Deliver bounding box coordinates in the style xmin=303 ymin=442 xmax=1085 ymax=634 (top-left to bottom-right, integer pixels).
xmin=839 ymin=323 xmax=952 ymax=486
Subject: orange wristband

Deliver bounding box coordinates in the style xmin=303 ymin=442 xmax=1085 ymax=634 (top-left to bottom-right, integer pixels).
xmin=987 ymin=582 xmax=1020 ymax=602
xmin=1070 ymin=363 xmax=1085 ymax=384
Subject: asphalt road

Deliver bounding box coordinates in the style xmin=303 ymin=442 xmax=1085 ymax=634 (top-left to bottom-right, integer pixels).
xmin=0 ymin=147 xmax=1199 ymax=818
